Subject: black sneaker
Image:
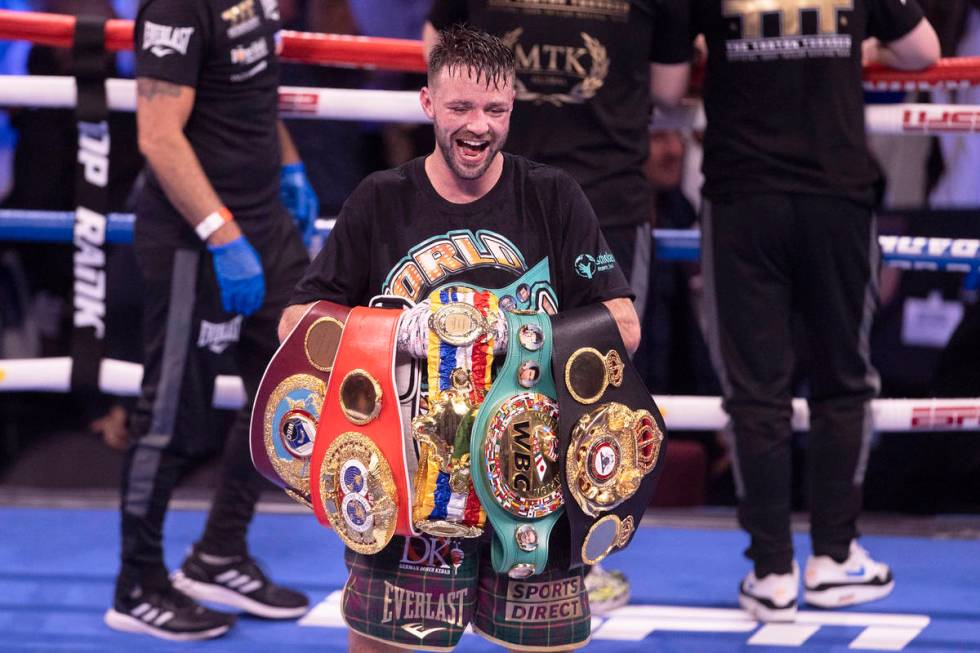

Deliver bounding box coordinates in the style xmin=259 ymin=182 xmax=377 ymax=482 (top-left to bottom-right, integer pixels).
xmin=104 ymin=583 xmax=235 ymax=641
xmin=171 ymin=549 xmax=309 ymax=619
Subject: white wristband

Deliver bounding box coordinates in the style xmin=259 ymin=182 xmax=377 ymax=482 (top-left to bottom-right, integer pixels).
xmin=195 ymin=208 xmax=231 ymax=241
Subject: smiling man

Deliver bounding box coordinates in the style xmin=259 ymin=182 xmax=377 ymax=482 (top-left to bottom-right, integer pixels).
xmin=279 ymin=25 xmax=639 ymax=653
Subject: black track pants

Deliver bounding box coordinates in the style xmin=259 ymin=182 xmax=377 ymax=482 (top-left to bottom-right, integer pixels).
xmin=701 ymin=193 xmax=880 ymax=577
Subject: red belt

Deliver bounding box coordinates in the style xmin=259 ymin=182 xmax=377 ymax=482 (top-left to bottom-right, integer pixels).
xmin=311 ymin=306 xmax=417 ymax=554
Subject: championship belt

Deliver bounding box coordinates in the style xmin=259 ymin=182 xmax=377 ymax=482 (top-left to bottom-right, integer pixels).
xmin=471 ymin=309 xmax=563 ymax=578
xmin=411 ymin=285 xmax=497 ymax=538
xmin=551 ymin=304 xmax=667 ymax=567
xmin=250 ymin=300 xmax=351 ymax=508
xmin=310 ymin=306 xmax=417 ymax=554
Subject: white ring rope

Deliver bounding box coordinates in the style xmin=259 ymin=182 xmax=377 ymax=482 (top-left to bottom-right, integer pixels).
xmin=0 ymin=356 xmax=976 ymax=432
xmin=0 ymin=72 xmax=977 ymax=434
xmin=3 ymin=75 xmax=980 ymax=135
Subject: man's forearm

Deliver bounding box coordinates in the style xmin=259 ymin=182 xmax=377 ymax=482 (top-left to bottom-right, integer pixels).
xmin=278 ymin=120 xmax=301 ymax=165
xmin=602 ymin=297 xmax=641 ymax=354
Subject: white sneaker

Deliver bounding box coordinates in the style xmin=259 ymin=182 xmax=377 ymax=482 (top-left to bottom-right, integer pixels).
xmin=804 ymin=540 xmax=894 ymax=608
xmin=739 ymin=560 xmax=798 ymax=622
xmin=585 ymin=564 xmax=631 ymax=615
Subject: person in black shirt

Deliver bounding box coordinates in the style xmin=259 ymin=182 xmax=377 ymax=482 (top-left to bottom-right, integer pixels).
xmin=422 ymin=0 xmax=690 ymax=615
xmin=280 ymin=26 xmax=639 ymax=652
xmin=692 ymin=0 xmax=939 ymax=622
xmin=104 ymin=0 xmax=316 ymax=641
xmin=422 ymin=0 xmax=690 ymax=286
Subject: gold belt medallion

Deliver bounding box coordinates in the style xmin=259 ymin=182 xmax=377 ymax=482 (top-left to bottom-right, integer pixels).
xmin=566 ymin=402 xmax=664 ymax=517
xmin=319 ymin=432 xmax=398 ymax=554
xmin=564 ymin=347 xmax=624 ymax=405
xmin=484 ymin=392 xmax=564 ymax=519
xmin=263 ymin=374 xmax=326 ymax=505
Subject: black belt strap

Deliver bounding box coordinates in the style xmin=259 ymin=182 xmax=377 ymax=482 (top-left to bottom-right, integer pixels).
xmin=71 ymin=15 xmax=110 ymax=393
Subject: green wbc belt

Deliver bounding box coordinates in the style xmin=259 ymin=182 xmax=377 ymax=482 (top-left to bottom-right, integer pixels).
xmin=471 ymin=309 xmax=563 ymax=579
xmin=551 ymin=303 xmax=667 ymax=568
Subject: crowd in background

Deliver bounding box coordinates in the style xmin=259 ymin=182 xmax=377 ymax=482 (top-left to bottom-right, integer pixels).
xmin=0 ymin=0 xmax=978 ymax=514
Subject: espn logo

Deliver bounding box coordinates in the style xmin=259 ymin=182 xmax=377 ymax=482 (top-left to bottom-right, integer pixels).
xmin=910 ymin=405 xmax=980 ymax=430
xmin=902 ymin=109 xmax=980 ymax=134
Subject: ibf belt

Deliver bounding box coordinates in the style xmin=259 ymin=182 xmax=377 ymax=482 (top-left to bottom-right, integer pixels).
xmin=412 ymin=285 xmax=496 ymax=538
xmin=551 ymin=303 xmax=666 ymax=567
xmin=311 ymin=306 xmax=416 ymax=554
xmin=250 ymin=300 xmax=350 ymax=509
xmin=471 ymin=310 xmax=563 ymax=578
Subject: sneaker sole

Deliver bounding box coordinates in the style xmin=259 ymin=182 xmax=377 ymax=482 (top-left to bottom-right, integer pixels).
xmin=171 ymin=572 xmax=309 ymax=619
xmin=104 ymin=609 xmax=232 ymax=641
xmin=804 ymin=579 xmax=895 ymax=608
xmin=739 ymin=593 xmax=798 ymax=623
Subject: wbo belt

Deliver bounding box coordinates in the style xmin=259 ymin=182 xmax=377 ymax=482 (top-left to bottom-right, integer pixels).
xmin=411 ymin=285 xmax=496 ymax=538
xmin=471 ymin=309 xmax=563 ymax=579
xmin=311 ymin=306 xmax=418 ymax=554
xmin=250 ymin=300 xmax=351 ymax=509
xmin=551 ymin=303 xmax=666 ymax=567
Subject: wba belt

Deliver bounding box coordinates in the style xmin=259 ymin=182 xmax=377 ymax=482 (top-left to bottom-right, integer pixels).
xmin=411 ymin=284 xmax=496 ymax=538
xmin=471 ymin=309 xmax=563 ymax=579
xmin=250 ymin=300 xmax=351 ymax=508
xmin=551 ymin=303 xmax=667 ymax=567
xmin=311 ymin=306 xmax=418 ymax=554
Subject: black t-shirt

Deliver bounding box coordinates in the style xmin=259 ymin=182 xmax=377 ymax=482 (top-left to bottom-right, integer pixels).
xmin=135 ymin=0 xmax=282 ymax=222
xmin=428 ymin=0 xmax=691 ymax=228
xmin=693 ymin=0 xmax=924 ymax=204
xmin=291 ymin=154 xmax=632 ymax=312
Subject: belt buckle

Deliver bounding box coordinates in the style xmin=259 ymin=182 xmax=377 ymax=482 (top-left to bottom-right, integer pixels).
xmin=319 ymin=432 xmax=399 ymax=554
xmin=484 ymin=392 xmax=564 ymax=519
xmin=262 ymin=373 xmax=326 ymax=499
xmin=566 ymin=402 xmax=665 ymax=517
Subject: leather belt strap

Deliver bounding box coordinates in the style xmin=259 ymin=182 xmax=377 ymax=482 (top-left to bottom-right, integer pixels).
xmin=250 ymin=300 xmax=351 ymax=508
xmin=551 ymin=303 xmax=667 ymax=568
xmin=471 ymin=310 xmax=563 ymax=578
xmin=311 ymin=306 xmax=417 ymax=554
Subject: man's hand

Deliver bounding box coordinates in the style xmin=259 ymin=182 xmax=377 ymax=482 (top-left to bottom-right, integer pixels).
xmin=209 ymin=235 xmax=266 ymax=316
xmin=280 ymin=162 xmax=320 ymax=246
xmin=279 ymin=302 xmax=315 ymax=342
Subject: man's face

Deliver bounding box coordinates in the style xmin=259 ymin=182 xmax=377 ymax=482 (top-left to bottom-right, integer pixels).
xmin=644 ymin=130 xmax=685 ymax=190
xmin=421 ymin=66 xmax=515 ymax=181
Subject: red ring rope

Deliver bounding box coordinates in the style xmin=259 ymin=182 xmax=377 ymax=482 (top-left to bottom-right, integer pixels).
xmin=0 ymin=9 xmax=978 ymax=84
xmin=0 ymin=9 xmax=427 ymax=72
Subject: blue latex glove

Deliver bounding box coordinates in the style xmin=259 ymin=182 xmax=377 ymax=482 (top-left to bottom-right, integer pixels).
xmin=280 ymin=162 xmax=319 ymax=246
xmin=208 ymin=235 xmax=266 ymax=316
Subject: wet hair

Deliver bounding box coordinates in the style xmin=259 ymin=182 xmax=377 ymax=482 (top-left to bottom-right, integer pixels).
xmin=428 ymin=25 xmax=516 ymax=90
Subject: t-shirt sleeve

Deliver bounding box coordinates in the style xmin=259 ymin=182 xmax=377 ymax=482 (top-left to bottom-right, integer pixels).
xmin=555 ymin=173 xmax=635 ymax=311
xmin=428 ymin=0 xmax=469 ymax=30
xmin=651 ymin=0 xmax=693 ymax=64
xmin=289 ymin=185 xmax=373 ymax=307
xmin=134 ymin=0 xmax=207 ymax=87
xmin=867 ymin=0 xmax=925 ymax=43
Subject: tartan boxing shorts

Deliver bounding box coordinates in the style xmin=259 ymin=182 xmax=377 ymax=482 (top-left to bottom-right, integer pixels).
xmin=341 ymin=532 xmax=591 ymax=651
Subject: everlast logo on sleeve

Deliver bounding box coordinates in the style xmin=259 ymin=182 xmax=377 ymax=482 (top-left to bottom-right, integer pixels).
xmin=142 ymin=21 xmax=195 ymax=57
xmin=73 ymin=122 xmax=110 ymax=339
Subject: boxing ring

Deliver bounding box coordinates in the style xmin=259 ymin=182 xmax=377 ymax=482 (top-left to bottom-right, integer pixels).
xmin=1 ymin=9 xmax=980 ymax=653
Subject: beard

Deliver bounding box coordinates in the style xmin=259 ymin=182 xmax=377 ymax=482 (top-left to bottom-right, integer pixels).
xmin=434 ymin=122 xmax=507 ymax=181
